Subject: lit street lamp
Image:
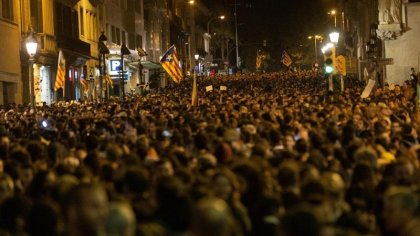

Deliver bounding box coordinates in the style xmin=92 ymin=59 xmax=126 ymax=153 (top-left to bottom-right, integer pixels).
xmin=206 ymin=15 xmax=225 ymax=71
xmin=98 ymin=32 xmax=109 ymax=101
xmin=207 ymin=15 xmax=225 ymax=34
xmin=328 ymin=10 xmax=337 ymax=28
xmin=329 ymin=31 xmax=339 ymax=44
xmin=194 ymin=53 xmax=199 ymax=74
xmin=308 ymin=35 xmax=322 ymax=64
xmin=25 ymin=28 xmax=38 ymax=109
xmin=120 ymin=44 xmax=131 ymax=100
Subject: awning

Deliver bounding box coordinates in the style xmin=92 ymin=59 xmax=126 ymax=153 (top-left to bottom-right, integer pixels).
xmin=141 ymin=61 xmax=162 ymax=70
xmin=128 ymin=61 xmax=162 ymax=70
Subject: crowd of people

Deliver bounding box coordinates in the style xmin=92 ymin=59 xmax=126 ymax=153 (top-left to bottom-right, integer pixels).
xmin=0 ymin=70 xmax=419 ymax=236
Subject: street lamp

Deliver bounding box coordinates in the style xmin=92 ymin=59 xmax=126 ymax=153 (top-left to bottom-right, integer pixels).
xmin=207 ymin=15 xmax=225 ymax=34
xmin=194 ymin=53 xmax=199 ymax=73
xmin=329 ymin=31 xmax=340 ymax=44
xmin=98 ymin=31 xmax=109 ymax=101
xmin=308 ymin=35 xmax=322 ymax=64
xmin=234 ymin=0 xmax=240 ymax=69
xmin=328 ymin=10 xmax=337 ymax=27
xmin=25 ymin=28 xmax=38 ymax=108
xmin=120 ymin=44 xmax=131 ymax=100
xmin=206 ymin=15 xmax=225 ymax=71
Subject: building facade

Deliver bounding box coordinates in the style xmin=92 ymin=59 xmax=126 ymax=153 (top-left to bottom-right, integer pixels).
xmin=377 ymin=0 xmax=420 ymax=84
xmin=0 ymin=0 xmax=22 ymax=105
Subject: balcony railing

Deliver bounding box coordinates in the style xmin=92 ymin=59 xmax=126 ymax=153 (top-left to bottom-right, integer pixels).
xmin=57 ymin=35 xmax=91 ymax=57
xmin=38 ymin=33 xmax=57 ymax=54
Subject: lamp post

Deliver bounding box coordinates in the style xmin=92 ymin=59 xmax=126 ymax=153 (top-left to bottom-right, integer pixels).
xmin=308 ymin=35 xmax=322 ymax=64
xmin=206 ymin=15 xmax=225 ymax=72
xmin=328 ymin=31 xmax=340 ymax=93
xmin=234 ymin=0 xmax=240 ymax=69
xmin=207 ymin=15 xmax=225 ymax=35
xmin=194 ymin=54 xmax=199 ymax=75
xmin=120 ymin=44 xmax=131 ymax=100
xmin=98 ymin=32 xmax=109 ymax=102
xmin=25 ymin=29 xmax=38 ymax=109
xmin=329 ymin=10 xmax=337 ymax=28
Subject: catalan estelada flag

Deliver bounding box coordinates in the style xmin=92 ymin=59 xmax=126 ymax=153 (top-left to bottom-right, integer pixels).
xmin=54 ymin=50 xmax=66 ymax=91
xmin=105 ymin=74 xmax=113 ymax=88
xmin=160 ymin=45 xmax=183 ymax=83
xmin=281 ymin=50 xmax=293 ymax=67
xmin=104 ymin=64 xmax=113 ymax=88
xmin=80 ymin=78 xmax=89 ymax=91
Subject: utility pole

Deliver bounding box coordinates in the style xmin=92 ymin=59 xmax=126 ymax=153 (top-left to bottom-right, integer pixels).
xmin=234 ymin=0 xmax=240 ymax=69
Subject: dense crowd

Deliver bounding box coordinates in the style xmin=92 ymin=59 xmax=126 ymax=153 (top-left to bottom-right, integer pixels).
xmin=0 ymin=71 xmax=420 ymax=236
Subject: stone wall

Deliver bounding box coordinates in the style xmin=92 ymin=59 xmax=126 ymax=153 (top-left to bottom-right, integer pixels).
xmin=384 ymin=3 xmax=420 ymax=84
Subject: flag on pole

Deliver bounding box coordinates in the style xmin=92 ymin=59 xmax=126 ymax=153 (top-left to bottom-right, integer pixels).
xmin=105 ymin=74 xmax=113 ymax=88
xmin=191 ymin=74 xmax=198 ymax=106
xmin=54 ymin=49 xmax=66 ymax=91
xmin=160 ymin=45 xmax=183 ymax=83
xmin=104 ymin=64 xmax=114 ymax=88
xmin=281 ymin=50 xmax=293 ymax=67
xmin=256 ymin=54 xmax=262 ymax=70
xmin=80 ymin=78 xmax=89 ymax=91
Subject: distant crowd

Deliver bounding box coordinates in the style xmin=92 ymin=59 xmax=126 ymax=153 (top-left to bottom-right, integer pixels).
xmin=0 ymin=70 xmax=420 ymax=236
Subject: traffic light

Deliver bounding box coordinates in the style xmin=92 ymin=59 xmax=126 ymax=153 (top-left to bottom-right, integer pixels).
xmin=323 ymin=46 xmax=336 ymax=74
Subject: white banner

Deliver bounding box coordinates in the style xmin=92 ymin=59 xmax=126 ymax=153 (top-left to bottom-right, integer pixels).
xmin=361 ymin=79 xmax=376 ymax=98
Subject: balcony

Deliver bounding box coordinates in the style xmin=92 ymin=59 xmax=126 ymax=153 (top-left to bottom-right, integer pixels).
xmin=57 ymin=35 xmax=91 ymax=57
xmin=38 ymin=33 xmax=56 ymax=54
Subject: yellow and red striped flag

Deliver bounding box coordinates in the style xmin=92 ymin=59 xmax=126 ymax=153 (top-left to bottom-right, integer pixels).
xmin=191 ymin=73 xmax=198 ymax=106
xmin=54 ymin=49 xmax=66 ymax=90
xmin=80 ymin=78 xmax=89 ymax=91
xmin=281 ymin=50 xmax=293 ymax=67
xmin=105 ymin=74 xmax=114 ymax=88
xmin=160 ymin=45 xmax=183 ymax=83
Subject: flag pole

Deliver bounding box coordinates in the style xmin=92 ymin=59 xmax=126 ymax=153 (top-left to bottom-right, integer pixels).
xmin=192 ymin=70 xmax=198 ymax=106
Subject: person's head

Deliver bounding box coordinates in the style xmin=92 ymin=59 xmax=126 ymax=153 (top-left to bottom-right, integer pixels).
xmin=155 ymin=176 xmax=192 ymax=232
xmin=0 ymin=173 xmax=14 ymax=204
xmin=283 ymin=133 xmax=295 ymax=151
xmin=26 ymin=200 xmax=61 ymax=236
xmin=281 ymin=209 xmax=320 ymax=236
xmin=106 ymin=202 xmax=136 ymax=236
xmin=122 ymin=166 xmax=150 ymax=196
xmin=211 ymin=168 xmax=240 ymax=201
xmin=383 ymin=188 xmax=418 ymax=233
xmin=190 ymin=197 xmax=237 ymax=236
xmin=62 ymin=183 xmax=108 ymax=236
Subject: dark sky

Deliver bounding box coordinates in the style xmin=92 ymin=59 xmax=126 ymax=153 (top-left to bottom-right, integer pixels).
xmin=201 ymin=0 xmax=337 ymax=69
xmin=212 ymin=0 xmax=336 ymax=69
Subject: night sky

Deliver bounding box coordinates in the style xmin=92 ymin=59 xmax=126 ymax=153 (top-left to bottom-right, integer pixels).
xmin=205 ymin=0 xmax=337 ymax=70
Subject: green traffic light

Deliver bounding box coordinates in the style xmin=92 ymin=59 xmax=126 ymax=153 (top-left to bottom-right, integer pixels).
xmin=325 ymin=65 xmax=334 ymax=74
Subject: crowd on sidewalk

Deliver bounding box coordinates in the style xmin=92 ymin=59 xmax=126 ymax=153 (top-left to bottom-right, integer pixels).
xmin=0 ymin=71 xmax=420 ymax=236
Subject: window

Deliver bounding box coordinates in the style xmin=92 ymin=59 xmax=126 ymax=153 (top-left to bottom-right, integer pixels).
xmin=1 ymin=0 xmax=13 ymax=21
xmin=122 ymin=30 xmax=126 ymax=45
xmin=136 ymin=34 xmax=143 ymax=49
xmin=128 ymin=33 xmax=135 ymax=49
xmin=111 ymin=25 xmax=116 ymax=43
xmin=116 ymin=28 xmax=121 ymax=45
xmin=80 ymin=7 xmax=84 ymax=35
xmin=135 ymin=0 xmax=142 ymax=14
xmin=30 ymin=0 xmax=43 ymax=32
